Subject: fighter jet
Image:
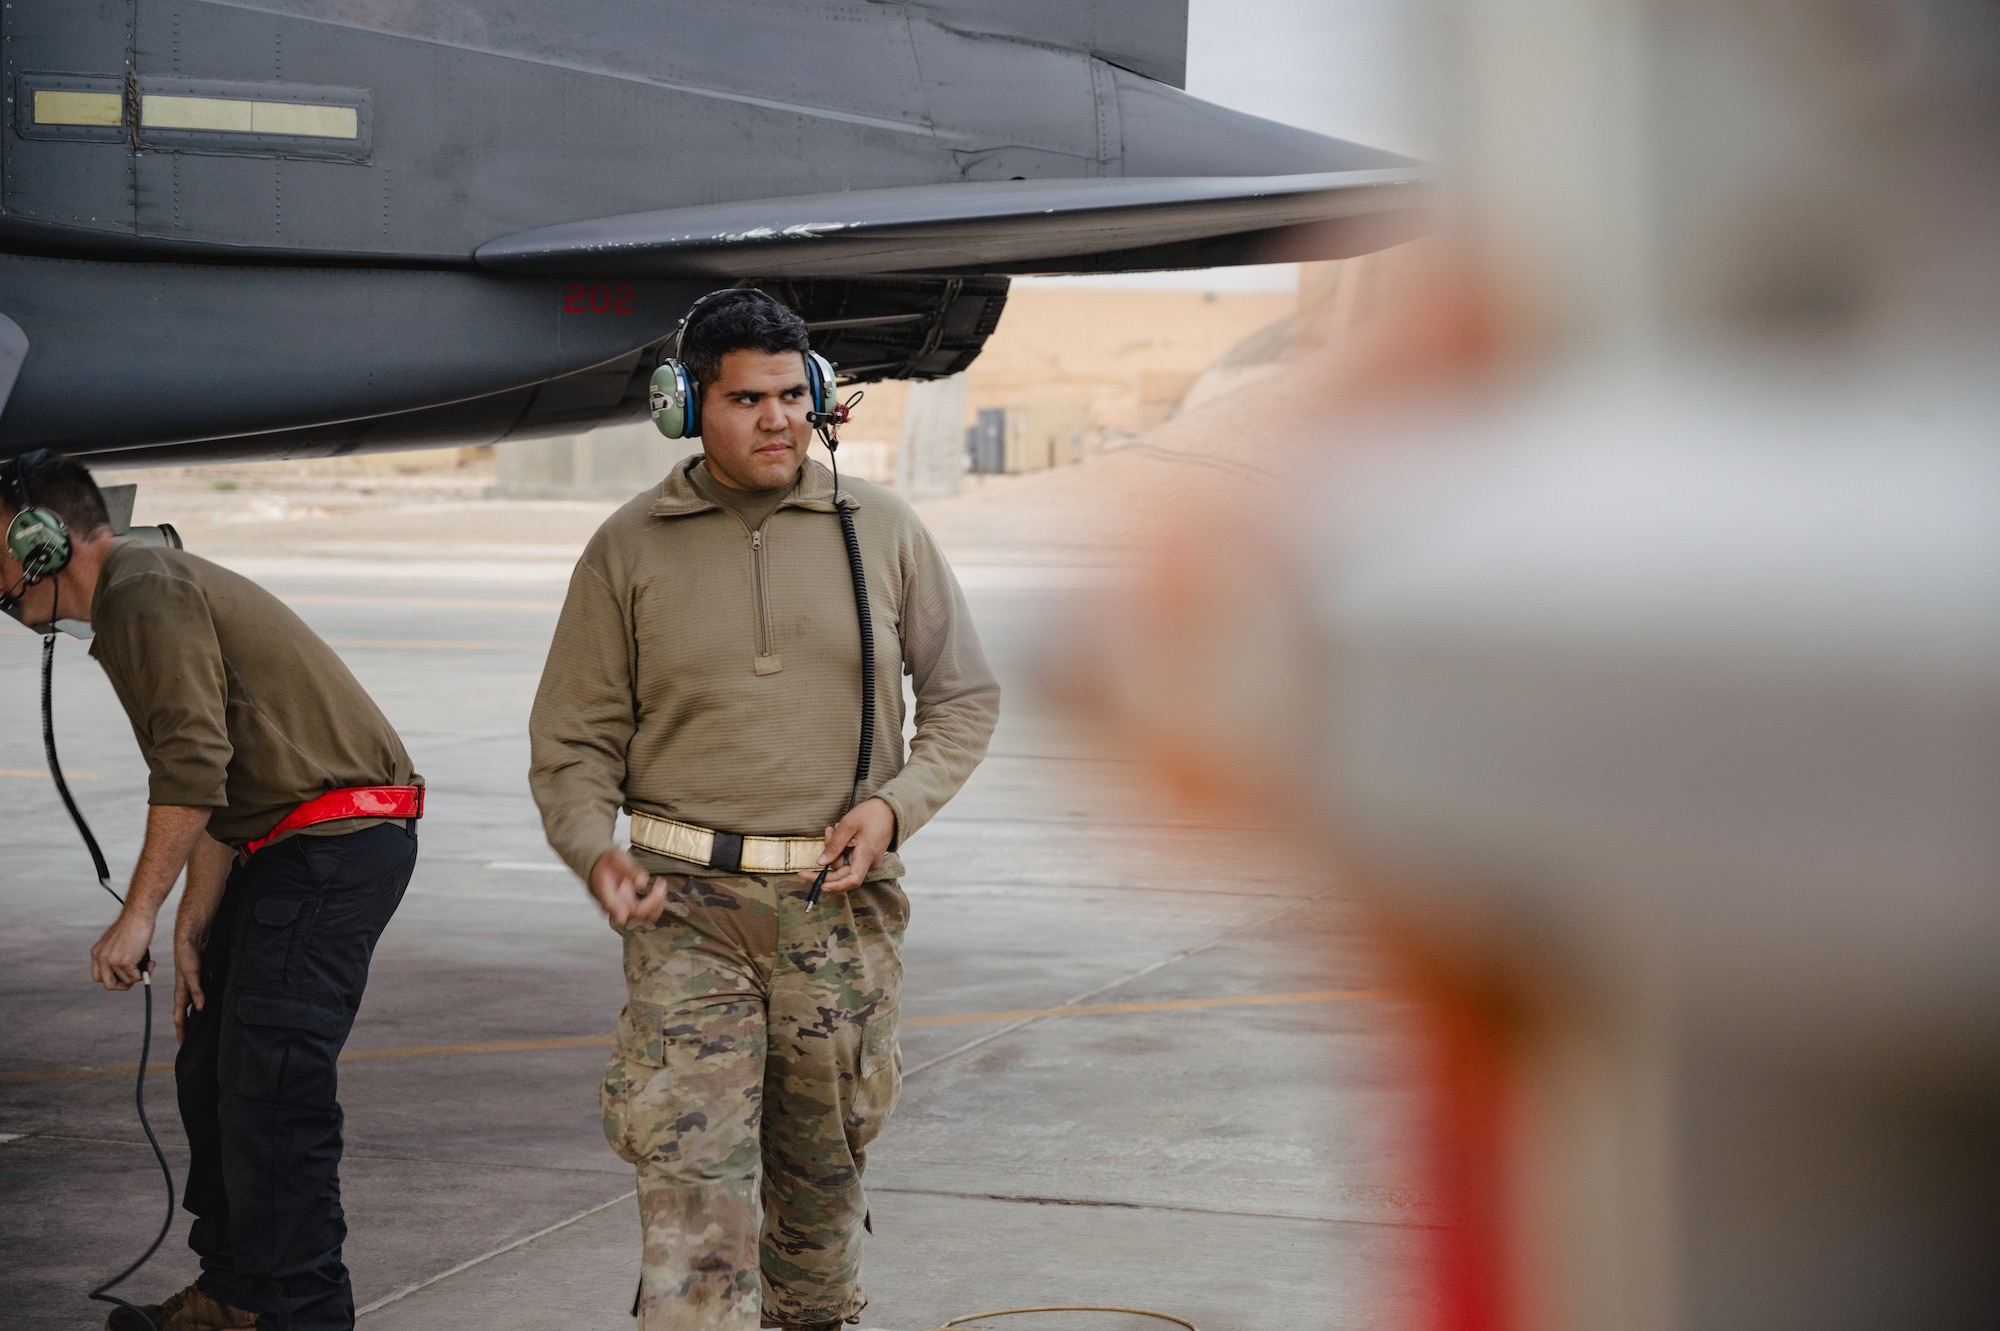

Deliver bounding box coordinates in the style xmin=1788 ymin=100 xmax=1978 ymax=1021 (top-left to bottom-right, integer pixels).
xmin=0 ymin=0 xmax=1425 ymax=465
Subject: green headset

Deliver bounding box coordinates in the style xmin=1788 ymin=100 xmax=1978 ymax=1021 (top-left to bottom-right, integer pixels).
xmin=649 ymin=289 xmax=838 ymax=440
xmin=6 ymin=449 xmax=71 ymax=584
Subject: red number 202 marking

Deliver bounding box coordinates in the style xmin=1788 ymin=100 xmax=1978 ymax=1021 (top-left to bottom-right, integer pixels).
xmin=563 ymin=283 xmax=636 ymax=314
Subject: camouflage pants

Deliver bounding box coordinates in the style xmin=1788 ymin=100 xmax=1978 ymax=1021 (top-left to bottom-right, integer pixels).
xmin=601 ymin=873 xmax=906 ymax=1330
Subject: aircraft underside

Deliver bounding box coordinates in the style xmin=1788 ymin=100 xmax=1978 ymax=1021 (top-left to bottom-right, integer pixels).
xmin=0 ymin=0 xmax=1426 ymax=462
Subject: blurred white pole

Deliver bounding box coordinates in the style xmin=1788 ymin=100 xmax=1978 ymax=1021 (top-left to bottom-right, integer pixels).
xmin=893 ymin=373 xmax=969 ymax=501
xmin=1078 ymin=5 xmax=2000 ymax=1329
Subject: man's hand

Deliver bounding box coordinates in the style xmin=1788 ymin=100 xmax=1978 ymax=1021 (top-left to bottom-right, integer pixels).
xmin=171 ymin=831 xmax=231 ymax=1044
xmin=89 ymin=804 xmax=211 ymax=993
xmin=588 ymin=848 xmax=668 ymax=927
xmin=89 ymin=906 xmax=156 ymax=991
xmin=800 ymin=797 xmax=896 ymax=895
xmin=173 ymin=932 xmax=206 ymax=1045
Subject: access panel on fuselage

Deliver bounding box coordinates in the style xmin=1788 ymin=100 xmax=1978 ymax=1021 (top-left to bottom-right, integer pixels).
xmin=3 ymin=0 xmax=138 ymax=244
xmin=120 ymin=0 xmax=948 ymax=262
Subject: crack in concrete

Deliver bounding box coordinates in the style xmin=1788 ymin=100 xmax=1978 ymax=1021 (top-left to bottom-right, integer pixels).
xmin=354 ymin=1188 xmax=637 ymax=1318
xmin=900 ymin=891 xmax=1333 ymax=1080
xmin=867 ymin=1184 xmax=1447 ymax=1231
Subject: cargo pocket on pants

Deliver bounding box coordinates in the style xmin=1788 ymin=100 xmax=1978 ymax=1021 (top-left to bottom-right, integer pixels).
xmin=236 ymin=894 xmax=308 ymax=993
xmin=602 ymin=999 xmax=668 ymax=1166
xmin=848 ymin=1006 xmax=901 ymax=1152
xmin=600 ymin=1054 xmax=657 ymax=1167
xmin=230 ymin=991 xmax=351 ymax=1106
xmin=602 ymin=997 xmax=764 ymax=1178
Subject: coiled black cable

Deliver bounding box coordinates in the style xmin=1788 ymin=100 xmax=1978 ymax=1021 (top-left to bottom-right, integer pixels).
xmin=41 ymin=633 xmax=113 ymax=893
xmin=89 ymin=980 xmax=170 ymax=1331
xmin=835 ymin=495 xmax=876 ymax=796
xmin=43 ymin=631 xmax=171 ymax=1331
xmin=804 ymin=438 xmax=876 ymax=909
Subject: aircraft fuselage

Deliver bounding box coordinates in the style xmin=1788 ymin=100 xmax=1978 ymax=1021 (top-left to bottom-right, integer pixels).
xmin=0 ymin=1 xmax=1410 ymax=462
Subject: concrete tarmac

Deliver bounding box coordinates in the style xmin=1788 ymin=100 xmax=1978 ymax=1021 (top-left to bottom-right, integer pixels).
xmin=0 ymin=539 xmax=1434 ymax=1330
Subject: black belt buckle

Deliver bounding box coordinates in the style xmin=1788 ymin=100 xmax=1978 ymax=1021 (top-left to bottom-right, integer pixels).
xmin=709 ymin=830 xmax=744 ymax=874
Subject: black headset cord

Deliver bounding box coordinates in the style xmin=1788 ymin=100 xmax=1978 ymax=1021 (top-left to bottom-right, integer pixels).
xmin=805 ymin=436 xmax=876 ymax=910
xmin=42 ymin=630 xmax=171 ymax=1331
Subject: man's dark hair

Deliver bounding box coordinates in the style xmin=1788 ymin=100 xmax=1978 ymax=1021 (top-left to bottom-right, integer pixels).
xmin=679 ymin=289 xmax=811 ymax=386
xmin=0 ymin=451 xmax=110 ymax=535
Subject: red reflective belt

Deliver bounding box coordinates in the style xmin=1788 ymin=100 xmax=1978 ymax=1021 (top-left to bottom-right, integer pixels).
xmin=243 ymin=785 xmax=425 ymax=858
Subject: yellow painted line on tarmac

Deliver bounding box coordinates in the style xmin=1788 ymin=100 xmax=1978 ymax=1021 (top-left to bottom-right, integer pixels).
xmin=346 ymin=1034 xmax=607 ymax=1062
xmin=0 ymin=988 xmax=1408 ymax=1086
xmin=2 ymin=1062 xmax=177 ymax=1085
xmin=0 ymin=768 xmax=101 ymax=779
xmin=324 ymin=638 xmax=548 ymax=651
xmin=283 ymin=594 xmax=564 ymax=611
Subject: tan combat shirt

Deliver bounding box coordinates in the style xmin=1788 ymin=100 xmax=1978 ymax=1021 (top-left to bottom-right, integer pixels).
xmin=687 ymin=461 xmax=795 ymax=533
xmin=528 ymin=456 xmax=1000 ymax=882
xmin=89 ymin=542 xmax=418 ymax=847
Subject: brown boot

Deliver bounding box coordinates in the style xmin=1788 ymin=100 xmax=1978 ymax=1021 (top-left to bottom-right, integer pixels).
xmin=106 ymin=1284 xmax=257 ymax=1331
xmin=104 ymin=1298 xmax=165 ymax=1331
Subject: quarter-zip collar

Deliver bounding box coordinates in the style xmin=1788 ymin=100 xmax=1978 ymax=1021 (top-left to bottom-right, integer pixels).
xmin=649 ymin=455 xmax=853 ymax=521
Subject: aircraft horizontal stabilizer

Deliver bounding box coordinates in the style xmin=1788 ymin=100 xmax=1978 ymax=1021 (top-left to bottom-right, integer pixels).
xmin=473 ymin=170 xmax=1428 ymax=281
xmin=0 ymin=314 xmax=29 ymax=419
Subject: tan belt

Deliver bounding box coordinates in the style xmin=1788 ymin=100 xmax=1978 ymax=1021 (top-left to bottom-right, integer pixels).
xmin=629 ymin=812 xmax=824 ymax=875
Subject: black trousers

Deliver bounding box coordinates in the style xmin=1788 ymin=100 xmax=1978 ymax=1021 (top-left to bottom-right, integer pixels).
xmin=174 ymin=821 xmax=417 ymax=1331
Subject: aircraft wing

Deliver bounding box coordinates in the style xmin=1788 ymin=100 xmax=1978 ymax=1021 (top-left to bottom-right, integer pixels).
xmin=472 ymin=170 xmax=1428 ymax=280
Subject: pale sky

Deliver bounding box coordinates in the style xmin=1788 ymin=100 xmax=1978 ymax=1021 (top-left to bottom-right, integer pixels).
xmin=1186 ymin=0 xmax=1421 ymax=153
xmin=1021 ymin=0 xmax=1420 ymax=291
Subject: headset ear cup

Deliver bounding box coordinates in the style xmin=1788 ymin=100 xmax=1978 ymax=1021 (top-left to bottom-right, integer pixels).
xmin=648 ymin=361 xmax=701 ymax=440
xmin=807 ymin=351 xmax=836 ymax=417
xmin=7 ymin=507 xmax=70 ymax=580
